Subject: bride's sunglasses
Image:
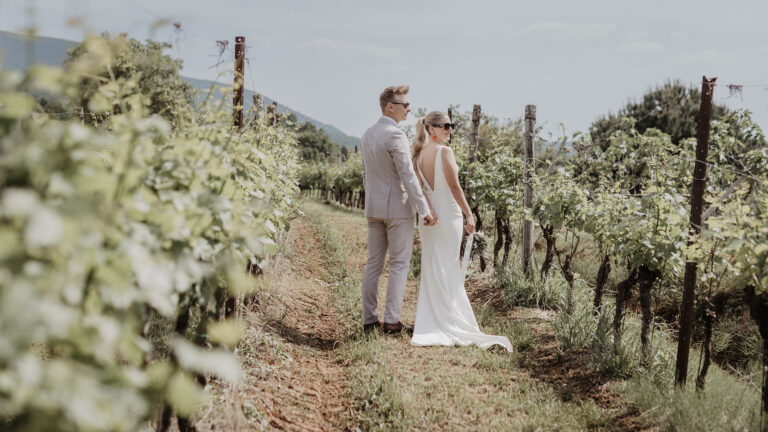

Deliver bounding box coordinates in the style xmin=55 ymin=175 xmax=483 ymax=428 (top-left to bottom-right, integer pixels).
xmin=432 ymin=123 xmax=456 ymax=130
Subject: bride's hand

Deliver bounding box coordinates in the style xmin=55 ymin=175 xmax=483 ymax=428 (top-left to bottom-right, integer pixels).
xmin=464 ymin=215 xmax=475 ymax=234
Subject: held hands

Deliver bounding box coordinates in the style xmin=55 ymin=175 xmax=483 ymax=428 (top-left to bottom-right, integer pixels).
xmin=423 ymin=212 xmax=439 ymax=226
xmin=464 ymin=215 xmax=475 ymax=234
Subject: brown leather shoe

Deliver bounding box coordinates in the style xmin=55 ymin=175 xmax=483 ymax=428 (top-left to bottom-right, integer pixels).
xmin=381 ymin=321 xmax=414 ymax=335
xmin=363 ymin=321 xmax=382 ymax=334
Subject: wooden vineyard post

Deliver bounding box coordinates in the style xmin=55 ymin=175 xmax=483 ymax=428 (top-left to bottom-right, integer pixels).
xmin=675 ymin=76 xmax=716 ymax=386
xmin=467 ymin=105 xmax=481 ymax=191
xmin=466 ymin=104 xmax=486 ymax=270
xmin=464 ymin=105 xmax=480 ymax=205
xmin=266 ymin=104 xmax=275 ymax=126
xmin=76 ymin=106 xmax=84 ymax=125
xmin=271 ymin=101 xmax=279 ymax=126
xmin=252 ymin=93 xmax=263 ymax=127
xmin=522 ymin=105 xmax=536 ymax=275
xmin=233 ymin=36 xmax=245 ymax=131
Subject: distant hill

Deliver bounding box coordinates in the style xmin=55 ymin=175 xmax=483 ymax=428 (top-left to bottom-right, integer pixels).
xmin=0 ymin=31 xmax=75 ymax=70
xmin=0 ymin=31 xmax=360 ymax=149
xmin=182 ymin=77 xmax=359 ymax=149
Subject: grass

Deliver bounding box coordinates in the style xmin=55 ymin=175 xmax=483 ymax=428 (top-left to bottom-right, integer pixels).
xmin=350 ymin=361 xmax=413 ymax=431
xmin=619 ymin=321 xmax=763 ymax=431
xmin=495 ymin=263 xmax=568 ymax=310
xmin=624 ymin=366 xmax=763 ymax=431
xmin=308 ymin=201 xmax=641 ymax=431
xmin=301 ymin=201 xmax=766 ymax=430
xmin=551 ymin=278 xmax=602 ymax=351
xmin=543 ymin=260 xmax=764 ymax=430
xmin=493 ymin=216 xmax=764 ymax=423
xmin=711 ymin=310 xmax=762 ymax=370
xmin=304 ymin=202 xmax=416 ymax=430
xmin=303 ymin=201 xmax=363 ymax=334
xmin=476 ymin=217 xmax=765 ymax=431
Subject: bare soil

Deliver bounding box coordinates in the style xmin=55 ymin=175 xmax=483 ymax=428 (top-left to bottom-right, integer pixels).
xmin=198 ymin=218 xmax=355 ymax=431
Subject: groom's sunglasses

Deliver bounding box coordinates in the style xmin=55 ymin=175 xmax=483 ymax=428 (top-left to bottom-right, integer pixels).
xmin=390 ymin=102 xmax=410 ymax=109
xmin=432 ymin=123 xmax=456 ymax=130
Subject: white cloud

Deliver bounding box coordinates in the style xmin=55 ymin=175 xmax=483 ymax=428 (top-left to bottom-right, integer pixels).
xmin=293 ymin=38 xmax=399 ymax=59
xmin=619 ymin=41 xmax=664 ymax=52
xmin=675 ymin=50 xmax=729 ymax=64
xmin=249 ymin=33 xmax=293 ymax=50
xmin=520 ymin=21 xmax=568 ymax=33
xmin=627 ymin=31 xmax=650 ymax=41
xmin=519 ymin=21 xmax=617 ymax=40
xmin=367 ymin=64 xmax=409 ymax=74
xmin=618 ymin=32 xmax=663 ymax=52
xmin=670 ymin=30 xmax=686 ymax=39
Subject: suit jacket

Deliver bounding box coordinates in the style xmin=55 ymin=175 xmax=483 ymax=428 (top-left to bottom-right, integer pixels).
xmin=361 ymin=116 xmax=430 ymax=219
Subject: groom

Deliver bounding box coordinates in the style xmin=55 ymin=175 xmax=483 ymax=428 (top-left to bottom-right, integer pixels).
xmin=360 ymin=85 xmax=437 ymax=335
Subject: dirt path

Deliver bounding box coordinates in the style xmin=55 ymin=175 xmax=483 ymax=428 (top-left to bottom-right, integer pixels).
xmin=199 ymin=217 xmax=355 ymax=431
xmin=251 ymin=218 xmax=352 ymax=430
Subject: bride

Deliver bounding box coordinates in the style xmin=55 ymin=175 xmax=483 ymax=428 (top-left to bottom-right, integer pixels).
xmin=410 ymin=111 xmax=513 ymax=352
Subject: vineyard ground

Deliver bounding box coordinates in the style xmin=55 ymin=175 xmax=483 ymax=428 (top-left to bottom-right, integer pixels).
xmin=195 ymin=201 xmax=655 ymax=431
xmin=194 ymin=214 xmax=355 ymax=431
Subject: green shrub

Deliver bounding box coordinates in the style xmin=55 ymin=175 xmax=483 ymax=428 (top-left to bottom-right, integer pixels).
xmin=64 ymin=32 xmax=196 ymax=124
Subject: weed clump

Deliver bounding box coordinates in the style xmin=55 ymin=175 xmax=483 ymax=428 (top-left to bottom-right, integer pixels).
xmin=496 ymin=265 xmax=567 ymax=310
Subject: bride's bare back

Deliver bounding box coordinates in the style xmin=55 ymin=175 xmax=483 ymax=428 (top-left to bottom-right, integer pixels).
xmin=415 ymin=143 xmax=474 ymax=235
xmin=416 ymin=143 xmax=440 ymax=191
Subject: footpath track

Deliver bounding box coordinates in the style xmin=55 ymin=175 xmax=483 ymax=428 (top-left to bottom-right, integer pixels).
xmin=202 ymin=201 xmax=652 ymax=431
xmin=198 ymin=213 xmax=355 ymax=431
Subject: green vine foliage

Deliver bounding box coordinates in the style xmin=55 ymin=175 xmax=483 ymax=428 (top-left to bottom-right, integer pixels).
xmin=696 ymin=111 xmax=768 ymax=295
xmin=450 ymin=105 xmax=764 ymax=290
xmin=469 ymin=144 xmax=524 ymax=219
xmin=299 ymin=162 xmax=335 ymax=191
xmin=532 ymin=172 xmax=590 ymax=238
xmin=0 ymin=34 xmax=298 ymax=431
xmin=336 ymin=154 xmax=364 ymax=194
xmin=579 ymin=111 xmax=765 ymax=276
xmin=712 ymin=192 xmax=768 ymax=294
xmin=569 ymin=123 xmax=694 ymax=275
xmin=299 ymin=153 xmax=363 ymax=197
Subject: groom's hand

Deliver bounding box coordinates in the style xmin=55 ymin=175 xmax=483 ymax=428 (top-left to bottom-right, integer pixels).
xmin=423 ymin=212 xmax=438 ymax=226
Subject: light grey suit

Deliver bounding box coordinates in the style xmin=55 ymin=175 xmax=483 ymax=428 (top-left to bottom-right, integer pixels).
xmin=361 ymin=116 xmax=430 ymax=325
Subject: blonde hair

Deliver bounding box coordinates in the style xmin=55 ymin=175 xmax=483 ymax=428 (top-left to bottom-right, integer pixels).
xmin=413 ymin=111 xmax=450 ymax=159
xmin=379 ymin=85 xmax=409 ymax=112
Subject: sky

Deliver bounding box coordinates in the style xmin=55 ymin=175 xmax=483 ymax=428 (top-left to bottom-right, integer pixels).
xmin=1 ymin=0 xmax=766 ymax=140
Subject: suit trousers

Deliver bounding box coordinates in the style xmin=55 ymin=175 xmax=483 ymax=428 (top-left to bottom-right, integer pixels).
xmin=362 ymin=217 xmax=414 ymax=325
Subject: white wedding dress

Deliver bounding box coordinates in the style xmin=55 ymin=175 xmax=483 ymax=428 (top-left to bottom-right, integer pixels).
xmin=410 ymin=146 xmax=513 ymax=352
